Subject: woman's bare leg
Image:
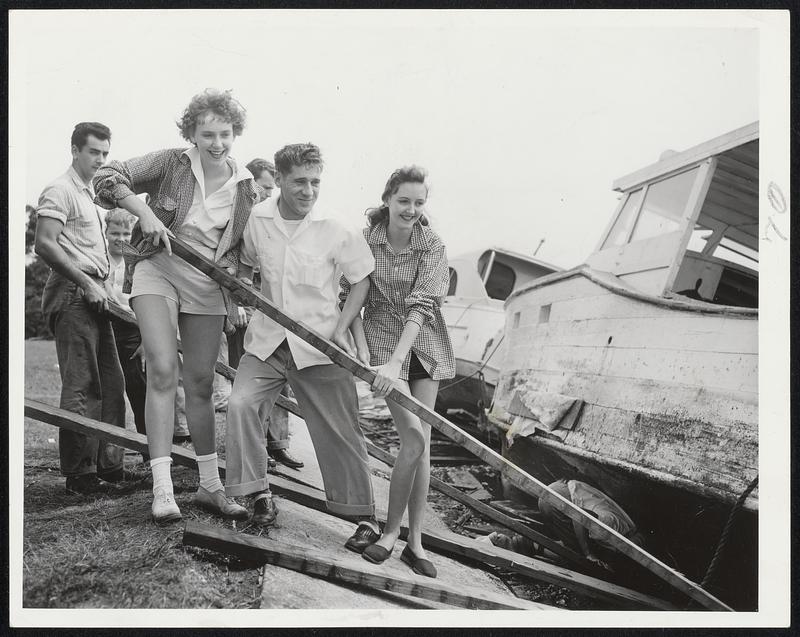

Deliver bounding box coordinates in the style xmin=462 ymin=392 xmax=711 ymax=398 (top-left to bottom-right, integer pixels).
xmin=404 ymin=378 xmax=439 ymax=558
xmin=371 ymin=380 xmax=426 ymax=552
xmin=177 ymin=313 xmax=225 ymax=456
xmin=130 ymin=295 xmax=179 ymax=460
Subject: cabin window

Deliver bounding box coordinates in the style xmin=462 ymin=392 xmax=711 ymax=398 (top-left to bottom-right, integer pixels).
xmin=484 ymin=262 xmax=516 ymax=300
xmin=601 ymin=189 xmax=643 ymax=249
xmin=629 ymin=167 xmax=700 ymax=242
xmin=447 ymin=267 xmax=458 ymax=296
xmin=538 ymin=304 xmax=551 ymax=324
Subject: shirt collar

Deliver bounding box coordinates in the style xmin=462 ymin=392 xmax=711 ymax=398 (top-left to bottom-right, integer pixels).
xmin=182 ymin=146 xmax=252 ymax=189
xmin=67 ymin=165 xmax=94 ymax=195
xmin=367 ymin=220 xmax=429 ymax=251
xmin=253 ymin=195 xmax=322 ymax=222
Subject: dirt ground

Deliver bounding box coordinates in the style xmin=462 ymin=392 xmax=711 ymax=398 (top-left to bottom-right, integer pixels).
xmin=21 ymin=338 xmax=592 ymax=610
xmin=23 ymin=339 xmax=262 ymax=609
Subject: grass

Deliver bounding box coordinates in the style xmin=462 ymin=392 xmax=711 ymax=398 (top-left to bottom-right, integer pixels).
xmin=22 ymin=340 xmax=263 ymax=609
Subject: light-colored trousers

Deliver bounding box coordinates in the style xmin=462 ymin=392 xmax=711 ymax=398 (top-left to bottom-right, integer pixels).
xmin=224 ymin=341 xmax=375 ymax=517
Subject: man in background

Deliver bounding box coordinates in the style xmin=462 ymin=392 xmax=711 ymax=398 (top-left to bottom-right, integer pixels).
xmin=34 ymin=122 xmax=127 ymax=494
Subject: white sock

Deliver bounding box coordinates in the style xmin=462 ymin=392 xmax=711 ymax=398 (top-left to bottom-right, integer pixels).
xmin=150 ymin=456 xmax=173 ymax=493
xmin=196 ymin=452 xmax=224 ymax=493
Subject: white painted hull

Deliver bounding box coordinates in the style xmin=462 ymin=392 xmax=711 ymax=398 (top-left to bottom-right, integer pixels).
xmin=492 ymin=266 xmax=758 ymax=510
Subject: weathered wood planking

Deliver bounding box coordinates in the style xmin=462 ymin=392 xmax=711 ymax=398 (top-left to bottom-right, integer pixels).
xmin=24 ymin=399 xmax=674 ymax=611
xmin=168 ymin=237 xmax=731 ymax=611
xmin=209 ymin=347 xmax=586 ymax=567
xmin=508 ymin=313 xmax=758 ymax=355
xmin=182 ymin=521 xmax=552 ymax=611
xmin=494 ymin=368 xmax=758 ymax=429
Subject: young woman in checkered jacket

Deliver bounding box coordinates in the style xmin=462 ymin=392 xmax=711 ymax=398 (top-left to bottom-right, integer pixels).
xmin=336 ymin=166 xmax=455 ymax=578
xmin=93 ymin=89 xmax=260 ymax=525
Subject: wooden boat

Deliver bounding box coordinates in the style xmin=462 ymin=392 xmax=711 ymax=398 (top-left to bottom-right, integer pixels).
xmin=488 ymin=123 xmax=759 ymax=609
xmin=437 ymin=248 xmax=560 ymax=418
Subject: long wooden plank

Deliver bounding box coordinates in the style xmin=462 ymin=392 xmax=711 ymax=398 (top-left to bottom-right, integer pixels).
xmin=24 ymin=399 xmax=673 ymax=610
xmin=169 ymin=237 xmax=731 ymax=611
xmin=212 ymin=353 xmax=590 ymax=568
xmin=182 ymin=521 xmax=552 ymax=611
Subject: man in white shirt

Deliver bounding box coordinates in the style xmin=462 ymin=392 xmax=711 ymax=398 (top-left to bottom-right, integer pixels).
xmin=225 ymin=143 xmax=380 ymax=552
xmin=34 ymin=122 xmax=127 ymax=495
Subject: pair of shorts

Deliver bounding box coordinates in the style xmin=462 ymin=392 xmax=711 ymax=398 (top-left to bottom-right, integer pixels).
xmin=130 ymin=249 xmax=226 ymax=315
xmin=407 ymin=351 xmax=432 ymax=381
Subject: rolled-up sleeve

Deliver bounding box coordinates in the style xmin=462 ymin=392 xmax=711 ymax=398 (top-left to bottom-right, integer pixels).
xmin=239 ymin=219 xmax=258 ymax=269
xmin=337 ymin=228 xmax=374 ymax=286
xmin=36 ymin=184 xmax=70 ymax=224
xmin=405 ymin=239 xmax=449 ymax=327
xmin=93 ymin=149 xmax=171 ymax=209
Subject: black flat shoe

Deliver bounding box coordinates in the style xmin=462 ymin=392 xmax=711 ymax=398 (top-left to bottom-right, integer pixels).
xmin=362 ymin=543 xmax=393 ymax=564
xmin=400 ymin=545 xmax=437 ymax=578
xmin=344 ymin=522 xmax=381 ymax=554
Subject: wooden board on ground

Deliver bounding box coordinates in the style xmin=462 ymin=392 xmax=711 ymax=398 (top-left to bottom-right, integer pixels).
xmin=183 ymin=521 xmax=552 ymax=611
xmin=169 ymin=237 xmax=730 ymax=611
xmin=24 ymin=400 xmax=675 ymax=611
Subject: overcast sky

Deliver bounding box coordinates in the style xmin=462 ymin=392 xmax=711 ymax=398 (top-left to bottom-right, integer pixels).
xmin=11 ymin=10 xmax=761 ymax=269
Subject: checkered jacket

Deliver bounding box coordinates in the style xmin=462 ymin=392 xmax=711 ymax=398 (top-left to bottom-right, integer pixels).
xmin=93 ymin=148 xmax=260 ymax=293
xmin=341 ymin=221 xmax=455 ymax=381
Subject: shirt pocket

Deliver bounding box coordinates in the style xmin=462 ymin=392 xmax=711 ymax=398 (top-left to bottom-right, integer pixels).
xmin=288 ymin=249 xmax=329 ymax=289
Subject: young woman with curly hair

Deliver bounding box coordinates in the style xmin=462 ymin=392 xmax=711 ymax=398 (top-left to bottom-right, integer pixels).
xmin=336 ymin=166 xmax=455 ymax=577
xmin=94 ymin=89 xmax=260 ymax=524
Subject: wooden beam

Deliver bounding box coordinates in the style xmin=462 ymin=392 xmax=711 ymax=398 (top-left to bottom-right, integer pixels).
xmin=168 ymin=237 xmax=732 ymax=611
xmin=182 ymin=521 xmax=552 ymax=611
xmin=24 ymin=399 xmax=673 ymax=611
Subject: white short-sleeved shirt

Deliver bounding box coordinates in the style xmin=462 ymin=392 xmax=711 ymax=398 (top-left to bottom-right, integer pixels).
xmin=176 ymin=147 xmax=253 ymax=258
xmin=241 ymin=196 xmax=374 ymax=369
xmin=36 ymin=166 xmax=110 ymax=278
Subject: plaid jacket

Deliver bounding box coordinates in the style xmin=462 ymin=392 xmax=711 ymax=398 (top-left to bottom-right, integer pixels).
xmin=93 ymin=148 xmax=260 ymax=293
xmin=341 ymin=221 xmax=455 ymax=381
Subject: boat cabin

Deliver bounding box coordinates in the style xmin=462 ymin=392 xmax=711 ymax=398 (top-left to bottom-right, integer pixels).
xmin=447 ymin=248 xmax=561 ymax=301
xmin=585 ymin=122 xmax=758 ymax=308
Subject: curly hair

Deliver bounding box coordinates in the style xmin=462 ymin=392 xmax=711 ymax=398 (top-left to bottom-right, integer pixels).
xmin=176 ymin=89 xmax=247 ymax=141
xmin=366 ymin=165 xmax=429 ymax=227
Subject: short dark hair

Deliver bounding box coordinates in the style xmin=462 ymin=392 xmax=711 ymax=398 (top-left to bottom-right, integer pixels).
xmin=71 ymin=122 xmax=111 ymax=150
xmin=246 ymin=158 xmax=276 ymax=179
xmin=274 ymin=143 xmax=323 ymax=176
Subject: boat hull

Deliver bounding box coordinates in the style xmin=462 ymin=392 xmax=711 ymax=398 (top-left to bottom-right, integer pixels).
xmin=490 ymin=266 xmax=758 ymax=609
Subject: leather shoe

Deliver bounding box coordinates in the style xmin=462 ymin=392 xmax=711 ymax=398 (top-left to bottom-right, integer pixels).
xmin=194 ymin=486 xmax=249 ymax=520
xmin=65 ymin=474 xmax=119 ymax=495
xmin=400 ymin=545 xmax=437 ymax=578
xmin=362 ymin=543 xmax=393 ymax=564
xmin=252 ymin=493 xmax=278 ymax=527
xmin=344 ymin=522 xmax=381 ymax=554
xmin=269 ymin=448 xmax=304 ymax=469
xmin=152 ymin=486 xmax=182 ymax=525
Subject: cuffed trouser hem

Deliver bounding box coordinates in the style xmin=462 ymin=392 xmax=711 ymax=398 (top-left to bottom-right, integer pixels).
xmin=225 ymin=478 xmax=269 ymax=498
xmin=326 ymin=501 xmax=376 ymax=517
xmin=266 ymin=440 xmax=289 ymax=451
